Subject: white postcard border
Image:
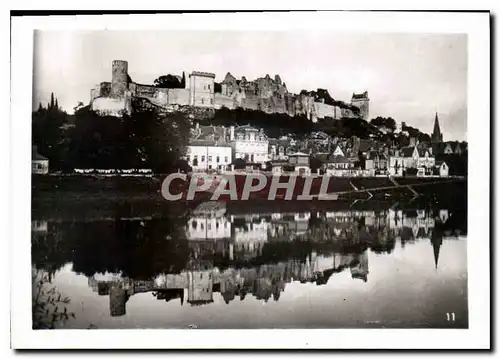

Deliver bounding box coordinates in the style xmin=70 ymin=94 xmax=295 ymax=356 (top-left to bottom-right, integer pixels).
xmin=10 ymin=11 xmax=490 ymax=349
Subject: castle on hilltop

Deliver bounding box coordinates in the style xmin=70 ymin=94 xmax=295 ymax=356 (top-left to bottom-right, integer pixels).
xmin=89 ymin=60 xmax=370 ymax=122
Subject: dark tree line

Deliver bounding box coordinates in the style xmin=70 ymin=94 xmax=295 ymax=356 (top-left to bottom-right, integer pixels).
xmin=200 ymin=107 xmax=314 ymax=138
xmin=153 ymin=73 xmax=186 ymax=89
xmin=32 ymin=94 xmax=192 ymax=173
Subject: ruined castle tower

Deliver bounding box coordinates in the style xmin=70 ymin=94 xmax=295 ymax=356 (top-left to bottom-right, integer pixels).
xmin=351 ymin=91 xmax=370 ymax=120
xmin=109 ymin=285 xmax=127 ymax=317
xmin=111 ymin=60 xmax=129 ymax=98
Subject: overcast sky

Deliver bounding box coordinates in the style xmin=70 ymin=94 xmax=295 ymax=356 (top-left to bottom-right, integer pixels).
xmin=33 ymin=31 xmax=467 ymax=141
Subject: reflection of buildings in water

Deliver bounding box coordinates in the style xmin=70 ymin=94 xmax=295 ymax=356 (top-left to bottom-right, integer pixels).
xmin=350 ymin=251 xmax=369 ymax=282
xmin=268 ymin=212 xmax=311 ymax=240
xmin=231 ymin=215 xmax=270 ymax=258
xmin=439 ymin=209 xmax=449 ymax=224
xmin=187 ymin=270 xmax=214 ymax=305
xmin=430 ymin=229 xmax=443 ymax=269
xmin=187 ymin=216 xmax=231 ymax=240
xmin=154 ymin=288 xmax=184 ymax=305
xmin=81 ymin=208 xmax=459 ymax=314
xmin=85 ymin=248 xmax=371 ymax=315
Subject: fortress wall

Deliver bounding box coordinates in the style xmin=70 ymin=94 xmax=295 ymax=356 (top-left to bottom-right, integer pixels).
xmin=91 ymin=96 xmax=131 ymax=117
xmin=100 ymin=82 xmax=111 ymax=97
xmin=153 ymin=88 xmax=169 ymax=107
xmin=90 ymin=86 xmax=100 ymax=101
xmin=167 ymin=88 xmax=190 ymax=106
xmin=315 ymin=102 xmax=337 ymax=120
xmin=242 ymin=94 xmax=260 ymax=111
xmin=214 ymin=94 xmax=235 ymax=109
xmin=132 ymin=83 xmax=157 ymax=99
xmin=272 ymin=98 xmax=287 ymax=114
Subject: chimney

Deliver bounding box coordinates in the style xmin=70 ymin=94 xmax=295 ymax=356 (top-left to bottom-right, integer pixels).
xmin=230 ymin=126 xmax=235 ymax=141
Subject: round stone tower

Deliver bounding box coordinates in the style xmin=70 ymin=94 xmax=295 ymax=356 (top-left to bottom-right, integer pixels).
xmin=111 ymin=60 xmax=128 ymax=98
xmin=109 ymin=285 xmax=127 ymax=317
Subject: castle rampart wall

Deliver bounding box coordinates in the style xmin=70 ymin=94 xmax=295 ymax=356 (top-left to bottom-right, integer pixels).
xmin=315 ymin=102 xmax=340 ymax=120
xmin=214 ymin=94 xmax=236 ymax=109
xmin=167 ymin=88 xmax=190 ymax=106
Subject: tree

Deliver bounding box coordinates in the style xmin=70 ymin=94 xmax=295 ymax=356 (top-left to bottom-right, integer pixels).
xmin=32 ymin=95 xmax=69 ymax=171
xmin=181 ymin=72 xmax=186 ymax=87
xmin=309 ymin=156 xmax=323 ymax=172
xmin=68 ymin=99 xmax=191 ymax=172
xmin=370 ymin=116 xmax=396 ymax=131
xmin=50 ymin=92 xmax=55 ymax=110
xmin=153 ymin=74 xmax=183 ymax=89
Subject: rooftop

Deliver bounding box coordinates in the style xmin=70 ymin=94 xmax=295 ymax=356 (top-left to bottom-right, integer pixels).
xmin=190 ymin=71 xmax=216 ymax=79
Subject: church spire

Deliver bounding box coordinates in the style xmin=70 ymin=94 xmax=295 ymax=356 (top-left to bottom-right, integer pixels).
xmin=431 ymin=112 xmax=443 ymax=143
xmin=431 ymin=230 xmax=443 ymax=270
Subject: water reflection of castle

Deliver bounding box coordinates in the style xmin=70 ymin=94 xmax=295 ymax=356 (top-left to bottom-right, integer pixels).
xmin=76 ymin=207 xmax=458 ymax=317
xmin=87 ymin=250 xmax=370 ymax=316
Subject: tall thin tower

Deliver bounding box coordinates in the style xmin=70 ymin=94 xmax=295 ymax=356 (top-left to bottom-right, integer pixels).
xmin=431 ymin=112 xmax=443 ymax=144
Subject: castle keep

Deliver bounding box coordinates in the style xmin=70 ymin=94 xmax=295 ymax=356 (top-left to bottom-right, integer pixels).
xmin=90 ymin=60 xmax=369 ymax=121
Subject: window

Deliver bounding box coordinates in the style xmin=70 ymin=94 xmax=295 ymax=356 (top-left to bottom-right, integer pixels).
xmin=216 ymin=156 xmax=220 ymax=163
xmin=201 ymin=98 xmax=204 ymax=105
xmin=208 ymin=84 xmax=211 ymax=90
xmin=208 ymin=165 xmax=212 ymax=169
xmin=224 ymin=156 xmax=228 ymax=163
xmin=208 ymin=156 xmax=212 ymax=162
xmin=211 ymin=98 xmax=214 ymax=105
xmin=201 ymin=155 xmax=205 ymax=162
xmin=186 ymin=155 xmax=190 ymax=162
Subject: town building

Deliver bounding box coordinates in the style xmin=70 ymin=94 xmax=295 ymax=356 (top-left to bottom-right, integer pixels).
xmin=434 ymin=161 xmax=450 ymax=177
xmin=322 ymin=155 xmax=357 ymax=176
xmin=288 ymin=152 xmax=311 ymax=175
xmin=185 ymin=140 xmax=232 ymax=172
xmin=231 ymin=125 xmax=269 ymax=164
xmin=32 ymin=146 xmax=49 ymax=174
xmin=365 ymin=150 xmax=389 ymax=173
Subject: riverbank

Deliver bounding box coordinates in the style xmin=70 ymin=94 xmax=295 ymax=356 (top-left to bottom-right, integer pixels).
xmin=31 ymin=174 xmax=467 ymax=221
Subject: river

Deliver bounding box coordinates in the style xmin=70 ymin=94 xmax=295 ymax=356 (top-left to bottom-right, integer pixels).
xmin=31 ymin=200 xmax=468 ymax=329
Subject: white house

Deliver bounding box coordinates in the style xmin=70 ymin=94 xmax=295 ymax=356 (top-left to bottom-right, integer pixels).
xmin=417 ymin=148 xmax=436 ymax=169
xmin=231 ymin=125 xmax=269 ymax=164
xmin=332 ymin=145 xmax=345 ymax=157
xmin=32 ymin=146 xmax=49 ymax=174
xmin=435 ymin=161 xmax=449 ymax=177
xmin=185 ymin=140 xmax=232 ymax=172
xmin=388 ymin=146 xmax=420 ymax=176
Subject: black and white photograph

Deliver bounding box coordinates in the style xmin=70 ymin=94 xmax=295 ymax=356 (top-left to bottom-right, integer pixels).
xmin=9 ymin=9 xmax=490 ymax=350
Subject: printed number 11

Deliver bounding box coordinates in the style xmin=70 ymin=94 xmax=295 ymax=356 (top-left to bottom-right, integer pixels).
xmin=446 ymin=312 xmax=456 ymax=321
